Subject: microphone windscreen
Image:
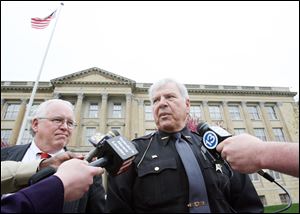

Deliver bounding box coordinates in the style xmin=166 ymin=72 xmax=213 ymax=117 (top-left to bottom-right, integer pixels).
xmin=110 ymin=130 xmax=120 ymax=137
xmin=196 ymin=122 xmax=208 ymax=136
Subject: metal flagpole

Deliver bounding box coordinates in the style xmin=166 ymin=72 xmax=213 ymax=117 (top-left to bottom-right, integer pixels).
xmin=16 ymin=3 xmax=64 ymax=145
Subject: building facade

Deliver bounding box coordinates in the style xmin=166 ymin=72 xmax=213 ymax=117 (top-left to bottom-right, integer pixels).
xmin=1 ymin=67 xmax=299 ymax=206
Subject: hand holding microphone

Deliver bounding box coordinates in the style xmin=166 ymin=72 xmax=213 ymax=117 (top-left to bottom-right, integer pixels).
xmin=54 ymin=158 xmax=104 ymax=201
xmin=216 ymin=133 xmax=265 ymax=174
xmin=197 ymin=122 xmax=274 ymax=181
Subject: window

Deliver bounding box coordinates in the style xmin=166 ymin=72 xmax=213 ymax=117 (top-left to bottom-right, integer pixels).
xmin=144 ymin=104 xmax=154 ymax=120
xmin=4 ymin=104 xmax=20 ymax=120
xmin=249 ymin=173 xmax=260 ymax=182
xmin=279 ymin=193 xmax=289 ymax=204
xmin=266 ymin=106 xmax=278 ymax=120
xmin=268 ymin=170 xmax=281 ymax=180
xmin=29 ymin=104 xmax=40 ymax=117
xmin=85 ymin=127 xmax=97 ymax=145
xmin=88 ymin=103 xmax=99 ymax=118
xmin=112 ymin=103 xmax=122 ymax=118
xmin=1 ymin=129 xmax=12 ymax=145
xmin=247 ymin=106 xmax=260 ymax=120
xmin=273 ymin=128 xmax=285 ymax=142
xmin=21 ymin=129 xmax=33 ymax=144
xmin=209 ymin=105 xmax=222 ymax=120
xmin=259 ymin=195 xmax=267 ymax=206
xmin=190 ymin=105 xmax=201 ymax=119
xmin=254 ymin=128 xmax=267 ymax=141
xmin=228 ymin=105 xmax=241 ymax=120
xmin=234 ymin=128 xmax=246 ymax=135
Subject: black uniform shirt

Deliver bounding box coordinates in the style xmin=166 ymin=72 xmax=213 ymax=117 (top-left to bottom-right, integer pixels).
xmin=105 ymin=126 xmax=263 ymax=213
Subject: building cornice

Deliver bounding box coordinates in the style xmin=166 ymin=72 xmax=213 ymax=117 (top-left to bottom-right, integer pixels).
xmin=53 ymin=81 xmax=134 ymax=86
xmin=1 ymin=81 xmax=53 ymax=92
xmin=134 ymin=83 xmax=297 ymax=97
xmin=51 ymin=67 xmax=136 ymax=85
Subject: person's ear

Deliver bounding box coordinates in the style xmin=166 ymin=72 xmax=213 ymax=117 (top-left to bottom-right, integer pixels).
xmin=186 ymin=98 xmax=191 ymax=113
xmin=31 ymin=118 xmax=39 ymax=133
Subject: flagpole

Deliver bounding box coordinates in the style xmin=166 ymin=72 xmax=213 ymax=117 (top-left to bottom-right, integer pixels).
xmin=16 ymin=3 xmax=64 ymax=145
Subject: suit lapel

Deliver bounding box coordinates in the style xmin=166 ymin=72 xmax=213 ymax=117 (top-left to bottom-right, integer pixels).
xmin=5 ymin=143 xmax=31 ymax=161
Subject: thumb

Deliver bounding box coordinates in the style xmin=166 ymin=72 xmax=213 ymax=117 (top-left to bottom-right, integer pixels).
xmin=90 ymin=166 xmax=104 ymax=176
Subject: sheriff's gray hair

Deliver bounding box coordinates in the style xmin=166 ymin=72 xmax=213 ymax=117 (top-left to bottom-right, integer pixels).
xmin=148 ymin=78 xmax=189 ymax=104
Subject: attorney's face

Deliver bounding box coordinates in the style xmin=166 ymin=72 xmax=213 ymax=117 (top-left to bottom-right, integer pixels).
xmin=32 ymin=102 xmax=75 ymax=153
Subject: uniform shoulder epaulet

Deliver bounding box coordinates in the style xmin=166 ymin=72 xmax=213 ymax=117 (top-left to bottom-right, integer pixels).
xmin=191 ymin=130 xmax=201 ymax=137
xmin=132 ymin=131 xmax=156 ymax=142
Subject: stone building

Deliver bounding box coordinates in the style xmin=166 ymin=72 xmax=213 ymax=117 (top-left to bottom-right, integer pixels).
xmin=1 ymin=67 xmax=299 ymax=206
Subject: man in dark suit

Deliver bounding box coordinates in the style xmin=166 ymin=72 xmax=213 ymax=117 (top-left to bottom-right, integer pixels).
xmin=1 ymin=99 xmax=106 ymax=213
xmin=2 ymin=158 xmax=104 ymax=213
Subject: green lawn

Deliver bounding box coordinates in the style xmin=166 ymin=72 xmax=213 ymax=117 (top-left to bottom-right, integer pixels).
xmin=264 ymin=203 xmax=299 ymax=213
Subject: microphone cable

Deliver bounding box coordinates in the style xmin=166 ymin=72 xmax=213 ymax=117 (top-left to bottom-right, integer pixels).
xmin=257 ymin=170 xmax=292 ymax=213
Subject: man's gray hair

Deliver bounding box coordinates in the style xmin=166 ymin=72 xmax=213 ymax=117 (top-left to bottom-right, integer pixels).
xmin=148 ymin=78 xmax=189 ymax=104
xmin=29 ymin=99 xmax=74 ymax=136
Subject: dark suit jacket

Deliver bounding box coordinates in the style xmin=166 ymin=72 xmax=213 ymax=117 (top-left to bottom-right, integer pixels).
xmin=1 ymin=175 xmax=64 ymax=213
xmin=1 ymin=143 xmax=106 ymax=213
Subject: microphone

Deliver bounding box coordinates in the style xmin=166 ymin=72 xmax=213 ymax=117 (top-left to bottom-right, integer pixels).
xmin=88 ymin=134 xmax=139 ymax=176
xmin=85 ymin=130 xmax=120 ymax=162
xmin=197 ymin=122 xmax=232 ymax=161
xmin=197 ymin=122 xmax=274 ymax=182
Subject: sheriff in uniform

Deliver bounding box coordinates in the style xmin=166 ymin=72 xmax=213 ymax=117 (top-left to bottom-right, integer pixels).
xmin=105 ymin=78 xmax=263 ymax=213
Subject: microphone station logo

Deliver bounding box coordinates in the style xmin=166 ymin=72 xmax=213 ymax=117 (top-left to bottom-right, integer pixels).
xmin=203 ymin=131 xmax=218 ymax=149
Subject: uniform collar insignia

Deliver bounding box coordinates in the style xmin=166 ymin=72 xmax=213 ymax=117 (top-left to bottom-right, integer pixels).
xmin=157 ymin=126 xmax=193 ymax=146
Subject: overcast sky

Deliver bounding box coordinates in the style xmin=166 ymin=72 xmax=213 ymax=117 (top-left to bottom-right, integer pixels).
xmin=1 ymin=1 xmax=299 ymax=100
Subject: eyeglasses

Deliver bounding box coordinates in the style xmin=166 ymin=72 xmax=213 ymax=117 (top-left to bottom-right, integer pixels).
xmin=38 ymin=117 xmax=77 ymax=129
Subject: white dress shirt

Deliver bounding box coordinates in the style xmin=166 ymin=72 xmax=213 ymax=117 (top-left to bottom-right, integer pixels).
xmin=21 ymin=140 xmax=65 ymax=162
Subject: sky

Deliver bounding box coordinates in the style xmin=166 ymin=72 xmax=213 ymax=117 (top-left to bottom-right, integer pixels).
xmin=1 ymin=1 xmax=299 ymax=101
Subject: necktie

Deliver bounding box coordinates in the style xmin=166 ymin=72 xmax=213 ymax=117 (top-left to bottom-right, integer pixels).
xmin=39 ymin=152 xmax=51 ymax=159
xmin=174 ymin=133 xmax=211 ymax=213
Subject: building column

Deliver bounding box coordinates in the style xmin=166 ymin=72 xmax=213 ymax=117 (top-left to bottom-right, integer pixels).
xmin=10 ymin=99 xmax=27 ymax=145
xmin=1 ymin=98 xmax=5 ymax=116
xmin=241 ymin=101 xmax=254 ymax=135
xmin=70 ymin=93 xmax=84 ymax=146
xmin=202 ymin=101 xmax=212 ymax=124
xmin=222 ymin=101 xmax=234 ymax=133
xmin=100 ymin=93 xmax=108 ymax=134
xmin=138 ymin=99 xmax=144 ymax=136
xmin=259 ymin=102 xmax=275 ymax=141
xmin=125 ymin=93 xmax=132 ymax=139
xmin=275 ymin=102 xmax=293 ymax=141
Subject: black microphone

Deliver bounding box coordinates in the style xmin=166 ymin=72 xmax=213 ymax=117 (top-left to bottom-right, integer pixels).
xmin=197 ymin=122 xmax=232 ymax=161
xmin=88 ymin=134 xmax=139 ymax=175
xmin=85 ymin=130 xmax=120 ymax=162
xmin=197 ymin=122 xmax=274 ymax=182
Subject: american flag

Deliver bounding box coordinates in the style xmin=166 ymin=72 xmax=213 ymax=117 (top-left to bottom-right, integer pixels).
xmin=31 ymin=10 xmax=56 ymax=29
